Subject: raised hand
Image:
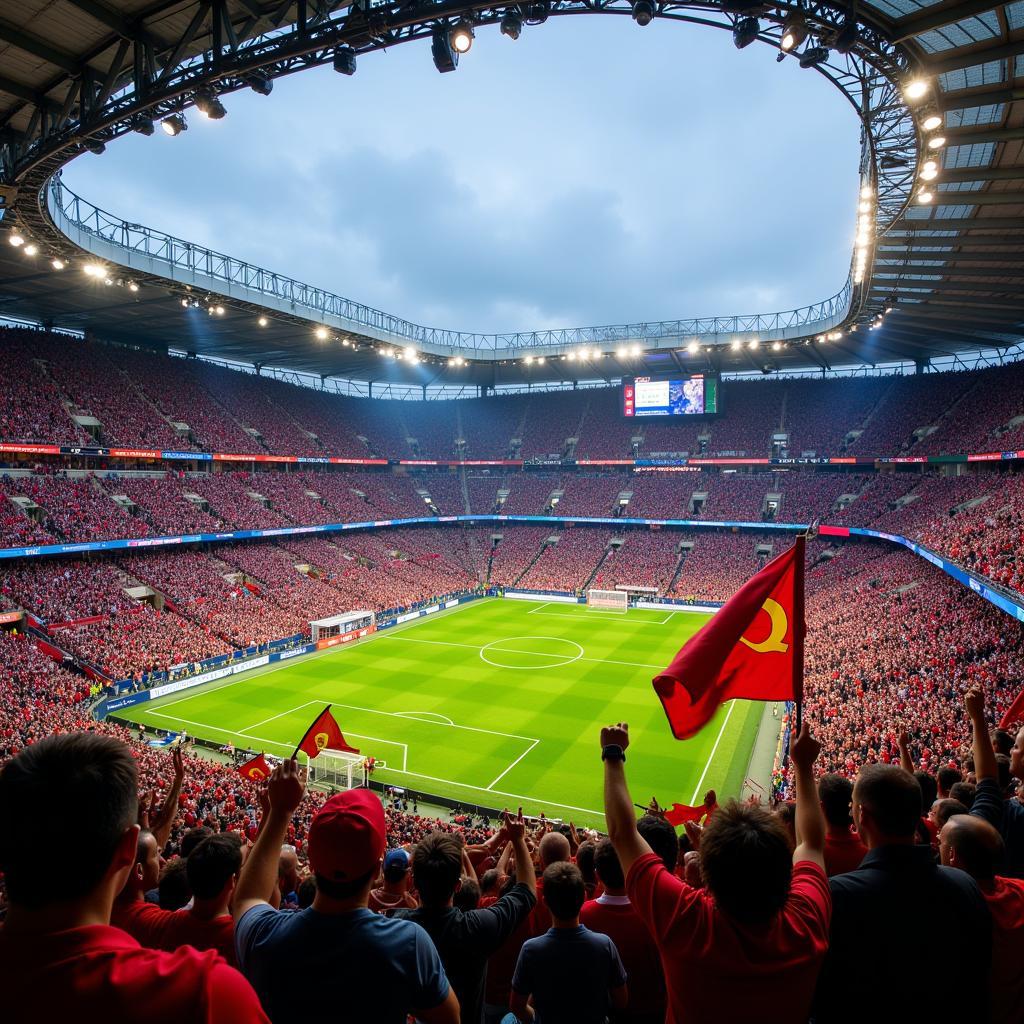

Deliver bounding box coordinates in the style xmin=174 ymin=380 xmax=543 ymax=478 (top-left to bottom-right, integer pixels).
xmin=502 ymin=806 xmax=527 ymax=842
xmin=965 ymin=685 xmax=985 ymax=721
xmin=790 ymin=722 xmax=821 ymax=771
xmin=600 ymin=722 xmax=630 ymax=751
xmin=267 ymin=758 xmax=306 ymax=815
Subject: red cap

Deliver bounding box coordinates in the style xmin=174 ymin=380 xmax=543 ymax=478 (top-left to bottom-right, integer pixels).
xmin=308 ymin=790 xmax=386 ymax=882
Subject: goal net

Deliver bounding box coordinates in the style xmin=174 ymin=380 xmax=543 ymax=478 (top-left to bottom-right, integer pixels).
xmin=310 ymin=610 xmax=376 ymax=646
xmin=308 ymin=749 xmax=369 ymax=790
xmin=587 ymin=589 xmax=628 ymax=613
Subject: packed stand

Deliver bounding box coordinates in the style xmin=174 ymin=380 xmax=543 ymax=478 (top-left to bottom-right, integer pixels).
xmin=517 ymin=529 xmax=610 ymax=591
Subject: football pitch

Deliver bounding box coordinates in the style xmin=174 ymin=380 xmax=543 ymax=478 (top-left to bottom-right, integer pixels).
xmin=122 ymin=598 xmax=765 ymax=828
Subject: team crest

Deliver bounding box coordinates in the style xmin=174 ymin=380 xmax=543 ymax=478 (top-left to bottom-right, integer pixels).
xmin=314 ymin=731 xmax=330 ymax=750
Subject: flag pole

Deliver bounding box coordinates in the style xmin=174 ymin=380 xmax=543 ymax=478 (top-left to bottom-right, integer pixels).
xmin=793 ymin=528 xmax=809 ymax=735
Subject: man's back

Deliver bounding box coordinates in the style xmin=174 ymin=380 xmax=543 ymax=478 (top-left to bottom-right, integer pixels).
xmin=236 ymin=904 xmax=450 ymax=1024
xmin=512 ymin=925 xmax=626 ymax=1024
xmin=0 ymin=924 xmax=265 ymax=1024
xmin=396 ymin=882 xmax=535 ymax=1023
xmin=580 ymin=896 xmax=665 ymax=1021
xmin=815 ymin=845 xmax=991 ymax=1022
xmin=823 ymin=831 xmax=868 ymax=877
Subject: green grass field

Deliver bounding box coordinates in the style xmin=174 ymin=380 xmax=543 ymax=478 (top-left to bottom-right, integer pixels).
xmin=121 ymin=598 xmax=764 ymax=828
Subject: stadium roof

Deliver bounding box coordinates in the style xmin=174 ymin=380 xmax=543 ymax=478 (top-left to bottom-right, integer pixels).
xmin=0 ymin=0 xmax=1022 ymax=388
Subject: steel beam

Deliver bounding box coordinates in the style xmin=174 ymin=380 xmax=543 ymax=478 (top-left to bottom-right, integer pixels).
xmin=892 ymin=0 xmax=1000 ymax=43
xmin=924 ymin=39 xmax=1024 ymax=77
xmin=0 ymin=20 xmax=81 ymax=73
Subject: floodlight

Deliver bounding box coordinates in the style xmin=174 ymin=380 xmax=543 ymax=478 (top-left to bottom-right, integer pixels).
xmin=780 ymin=12 xmax=806 ymax=51
xmin=134 ymin=116 xmax=155 ymax=136
xmin=733 ymin=17 xmax=759 ymax=49
xmin=799 ymin=45 xmax=829 ymax=68
xmin=51 ymin=258 xmax=65 ymax=270
xmin=904 ymin=79 xmax=928 ymax=101
xmin=432 ymin=24 xmax=459 ymax=72
xmin=927 ymin=135 xmax=946 ymax=149
xmin=334 ymin=47 xmax=357 ymax=75
xmin=450 ymin=18 xmax=475 ymax=53
xmin=249 ymin=72 xmax=274 ymax=95
xmin=194 ymin=89 xmax=226 ymax=119
xmin=316 ymin=326 xmax=330 ymax=340
xmin=23 ymin=243 xmax=38 ymax=256
xmin=86 ymin=140 xmax=106 ymax=154
xmin=258 ymin=316 xmax=268 ymax=326
xmin=922 ymin=113 xmax=942 ymax=132
xmin=161 ymin=114 xmax=187 ymax=136
xmin=500 ymin=10 xmax=523 ymax=39
xmin=7 ymin=232 xmax=24 ymax=247
xmin=631 ymin=0 xmax=656 ymax=26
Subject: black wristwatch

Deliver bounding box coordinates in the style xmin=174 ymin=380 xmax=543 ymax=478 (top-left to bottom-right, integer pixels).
xmin=602 ymin=744 xmax=626 ymax=763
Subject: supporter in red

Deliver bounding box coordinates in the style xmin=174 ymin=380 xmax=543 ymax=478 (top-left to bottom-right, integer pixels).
xmin=368 ymin=847 xmax=418 ymax=913
xmin=940 ymin=814 xmax=1024 ymax=1023
xmin=579 ymin=838 xmax=666 ymax=1024
xmin=0 ymin=732 xmax=268 ymax=1023
xmin=603 ymin=720 xmax=830 ymax=1024
xmin=817 ymin=774 xmax=867 ymax=876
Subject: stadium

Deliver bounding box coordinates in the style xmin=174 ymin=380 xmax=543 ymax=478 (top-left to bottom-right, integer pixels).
xmin=1 ymin=1 xmax=1023 ymax=1022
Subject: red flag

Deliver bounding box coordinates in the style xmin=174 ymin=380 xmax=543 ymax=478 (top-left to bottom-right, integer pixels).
xmin=654 ymin=535 xmax=805 ymax=740
xmin=1000 ymin=688 xmax=1024 ymax=730
xmin=664 ymin=802 xmax=709 ymax=826
xmin=238 ymin=752 xmax=271 ymax=782
xmin=294 ymin=705 xmax=360 ymax=760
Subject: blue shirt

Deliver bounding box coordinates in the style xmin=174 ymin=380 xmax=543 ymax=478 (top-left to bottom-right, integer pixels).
xmin=236 ymin=904 xmax=449 ymax=1024
xmin=512 ymin=925 xmax=626 ymax=1024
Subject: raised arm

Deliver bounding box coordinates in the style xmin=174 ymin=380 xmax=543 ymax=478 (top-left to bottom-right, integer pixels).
xmin=233 ymin=758 xmax=306 ymax=922
xmin=791 ymin=722 xmax=826 ymax=870
xmin=503 ymin=807 xmax=537 ymax=894
xmin=601 ymin=723 xmax=653 ymax=878
xmin=897 ymin=729 xmax=915 ymax=776
xmin=967 ymin=686 xmax=998 ymax=782
xmin=150 ymin=747 xmax=185 ymax=851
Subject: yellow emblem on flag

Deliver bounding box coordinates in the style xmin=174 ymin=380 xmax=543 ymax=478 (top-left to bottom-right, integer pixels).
xmin=739 ymin=598 xmax=790 ymax=654
xmin=249 ymin=767 xmax=265 ymax=780
xmin=314 ymin=731 xmax=330 ymax=750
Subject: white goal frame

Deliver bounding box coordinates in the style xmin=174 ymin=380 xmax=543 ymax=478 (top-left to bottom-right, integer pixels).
xmin=308 ymin=749 xmax=372 ymax=790
xmin=586 ymin=589 xmax=628 ymax=613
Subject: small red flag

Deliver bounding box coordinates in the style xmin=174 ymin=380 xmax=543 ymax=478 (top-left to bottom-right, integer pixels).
xmin=1000 ymin=688 xmax=1024 ymax=731
xmin=294 ymin=705 xmax=360 ymax=760
xmin=664 ymin=802 xmax=709 ymax=826
xmin=238 ymin=752 xmax=271 ymax=782
xmin=654 ymin=536 xmax=805 ymax=740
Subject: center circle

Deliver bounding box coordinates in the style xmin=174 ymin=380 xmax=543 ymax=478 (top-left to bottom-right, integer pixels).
xmin=479 ymin=636 xmax=584 ymax=671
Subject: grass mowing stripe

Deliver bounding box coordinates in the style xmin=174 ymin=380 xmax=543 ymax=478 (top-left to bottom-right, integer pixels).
xmin=124 ymin=597 xmax=762 ymax=828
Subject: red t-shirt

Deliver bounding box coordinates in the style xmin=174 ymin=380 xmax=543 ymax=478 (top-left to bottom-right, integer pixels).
xmin=0 ymin=924 xmax=267 ymax=1023
xmin=982 ymin=876 xmax=1024 ymax=1024
xmin=626 ymin=853 xmax=831 ymax=1024
xmin=823 ymin=831 xmax=868 ymax=877
xmin=112 ymin=898 xmax=237 ymax=965
xmin=580 ymin=895 xmax=667 ymax=1018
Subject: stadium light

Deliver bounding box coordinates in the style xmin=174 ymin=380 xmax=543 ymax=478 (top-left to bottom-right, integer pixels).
xmin=83 ymin=263 xmax=105 ymax=277
xmin=258 ymin=316 xmax=268 ymax=327
xmin=194 ymin=89 xmax=227 ymax=120
xmin=537 ymin=356 xmax=545 ymax=364
xmin=771 ymin=341 xmax=781 ymax=351
xmin=161 ymin=114 xmax=187 ymax=136
xmin=779 ymin=12 xmax=806 ymax=52
xmin=903 ymin=79 xmax=928 ymax=101
xmin=687 ymin=341 xmax=698 ymax=354
xmin=525 ymin=355 xmax=534 ymax=365
xmin=799 ymin=45 xmax=829 ymax=68
xmin=860 ymin=185 xmax=873 ymax=199
xmin=7 ymin=231 xmax=24 ymax=247
xmin=86 ymin=139 xmax=106 ymax=155
xmin=500 ymin=10 xmax=523 ymax=39
xmin=316 ymin=326 xmax=330 ymax=340
xmin=404 ymin=345 xmax=417 ymax=360
xmin=616 ymin=347 xmax=627 ymax=358
xmin=333 ymin=47 xmax=357 ymax=75
xmin=629 ymin=344 xmax=641 ymax=356
xmin=917 ymin=189 xmax=933 ymax=204
xmin=51 ymin=257 xmax=65 ymax=270
xmin=249 ymin=72 xmax=274 ymax=95
xmin=748 ymin=338 xmax=759 ymax=349
xmin=927 ymin=135 xmax=946 ymax=150
xmin=730 ymin=339 xmax=741 ymax=350
xmin=134 ymin=115 xmax=155 ymax=136
xmin=920 ymin=159 xmax=938 ymax=181
xmin=432 ymin=24 xmax=459 ymax=72
xmin=921 ymin=113 xmax=942 ymax=132
xmin=567 ymin=351 xmax=577 ymax=362
xmin=631 ymin=0 xmax=656 ymax=26
xmin=128 ymin=281 xmax=140 ymax=292
xmin=450 ymin=18 xmax=475 ymax=53
xmin=733 ymin=17 xmax=759 ymax=49
xmin=23 ymin=243 xmax=38 ymax=256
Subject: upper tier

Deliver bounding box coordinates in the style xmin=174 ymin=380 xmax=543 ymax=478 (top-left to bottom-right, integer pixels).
xmin=3 ymin=327 xmax=1024 ymax=462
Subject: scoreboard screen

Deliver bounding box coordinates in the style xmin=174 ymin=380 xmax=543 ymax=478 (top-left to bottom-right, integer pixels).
xmin=623 ymin=376 xmax=719 ymax=418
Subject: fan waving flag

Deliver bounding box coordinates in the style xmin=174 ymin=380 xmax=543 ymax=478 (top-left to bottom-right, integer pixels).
xmin=238 ymin=752 xmax=272 ymax=782
xmin=1000 ymin=687 xmax=1024 ymax=731
xmin=294 ymin=704 xmax=360 ymax=760
xmin=664 ymin=801 xmax=712 ymax=827
xmin=653 ymin=535 xmax=806 ymax=740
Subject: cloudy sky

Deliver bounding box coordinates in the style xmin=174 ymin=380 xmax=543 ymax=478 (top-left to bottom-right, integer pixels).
xmin=65 ymin=17 xmax=859 ymax=335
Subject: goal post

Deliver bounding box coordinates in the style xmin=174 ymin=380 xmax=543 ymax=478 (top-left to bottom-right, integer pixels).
xmin=586 ymin=589 xmax=628 ymax=613
xmin=310 ymin=610 xmax=376 ymax=646
xmin=307 ymin=749 xmax=370 ymax=790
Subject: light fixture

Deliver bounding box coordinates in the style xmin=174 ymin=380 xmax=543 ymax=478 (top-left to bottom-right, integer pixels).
xmin=687 ymin=341 xmax=699 ymax=354
xmin=23 ymin=243 xmax=38 ymax=256
xmin=214 ymin=305 xmax=225 ymax=315
xmin=860 ymin=185 xmax=873 ymax=199
xmin=249 ymin=72 xmax=274 ymax=95
xmin=616 ymin=346 xmax=627 ymax=358
xmin=537 ymin=356 xmax=545 ymax=364
xmin=733 ymin=17 xmax=759 ymax=49
xmin=917 ymin=190 xmax=933 ymax=204
xmin=567 ymin=351 xmax=577 ymax=362
xmin=858 ymin=201 xmax=871 ymax=213
xmin=629 ymin=344 xmax=641 ymax=356
xmin=779 ymin=12 xmax=806 ymax=52
xmin=927 ymin=135 xmax=946 ymax=150
xmin=404 ymin=345 xmax=417 ymax=360
xmin=83 ymin=263 xmax=105 ymax=277
xmin=258 ymin=316 xmax=268 ymax=327
xmin=525 ymin=355 xmax=534 ymax=365
xmin=432 ymin=23 xmax=459 ymax=72
xmin=161 ymin=113 xmax=187 ymax=136
xmin=450 ymin=18 xmax=475 ymax=53
xmin=86 ymin=139 xmax=106 ymax=155
xmin=730 ymin=339 xmax=741 ymax=350
xmin=771 ymin=341 xmax=781 ymax=351
xmin=631 ymin=0 xmax=656 ymax=26
xmin=922 ymin=113 xmax=942 ymax=132
xmin=500 ymin=10 xmax=523 ymax=39
xmin=134 ymin=116 xmax=155 ymax=136
xmin=333 ymin=47 xmax=357 ymax=75
xmin=920 ymin=160 xmax=938 ymax=181
xmin=799 ymin=45 xmax=829 ymax=68
xmin=7 ymin=231 xmax=24 ymax=247
xmin=128 ymin=281 xmax=140 ymax=292
xmin=51 ymin=257 xmax=65 ymax=270
xmin=316 ymin=326 xmax=329 ymax=340
xmin=194 ymin=88 xmax=226 ymax=119
xmin=749 ymin=338 xmax=759 ymax=349
xmin=903 ymin=79 xmax=928 ymax=101
xmin=181 ymin=298 xmax=190 ymax=308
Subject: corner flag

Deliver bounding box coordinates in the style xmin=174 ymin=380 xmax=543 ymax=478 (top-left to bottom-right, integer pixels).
xmin=653 ymin=535 xmax=806 ymax=740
